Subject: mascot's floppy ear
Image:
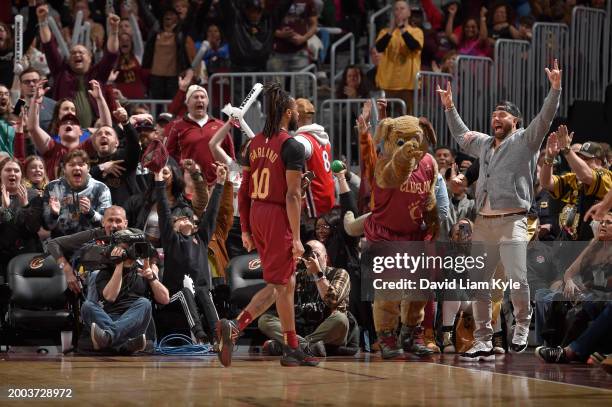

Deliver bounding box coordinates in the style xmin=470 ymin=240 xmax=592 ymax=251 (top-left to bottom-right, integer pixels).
xmin=418 ymin=117 xmax=437 ymax=147
xmin=374 ymin=117 xmax=395 ymax=145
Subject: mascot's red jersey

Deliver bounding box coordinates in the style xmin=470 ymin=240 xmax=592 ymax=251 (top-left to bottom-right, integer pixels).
xmin=365 ymin=154 xmax=436 ymax=241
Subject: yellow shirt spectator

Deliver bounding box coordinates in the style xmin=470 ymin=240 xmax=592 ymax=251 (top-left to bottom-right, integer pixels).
xmin=551 ymin=168 xmax=612 ymax=203
xmin=375 ymin=25 xmax=424 ymax=91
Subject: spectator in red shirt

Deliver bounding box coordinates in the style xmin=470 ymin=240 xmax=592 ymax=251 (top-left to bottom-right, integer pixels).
xmin=37 ymin=4 xmax=120 ymax=128
xmin=109 ymin=33 xmax=149 ymax=99
xmin=26 ymin=80 xmax=112 ymax=180
xmin=165 ymin=85 xmax=235 ymax=185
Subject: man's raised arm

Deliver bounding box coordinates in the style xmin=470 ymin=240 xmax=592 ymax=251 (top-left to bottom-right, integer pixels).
xmin=523 ymin=59 xmax=562 ymax=151
xmin=437 ymin=81 xmax=489 ymax=158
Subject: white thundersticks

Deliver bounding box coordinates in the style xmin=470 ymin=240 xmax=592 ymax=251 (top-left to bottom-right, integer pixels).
xmin=222 ymin=82 xmax=264 ymax=139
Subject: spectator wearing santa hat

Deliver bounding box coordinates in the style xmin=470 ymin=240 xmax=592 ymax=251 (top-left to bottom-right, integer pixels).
xmin=165 ymin=84 xmax=235 ymax=185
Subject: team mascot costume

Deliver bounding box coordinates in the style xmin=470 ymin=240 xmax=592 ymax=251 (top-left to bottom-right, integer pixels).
xmin=348 ymin=114 xmax=439 ymax=359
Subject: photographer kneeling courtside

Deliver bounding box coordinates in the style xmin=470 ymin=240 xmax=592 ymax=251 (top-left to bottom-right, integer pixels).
xmin=258 ymin=240 xmax=356 ymax=357
xmin=47 ymin=206 xmax=170 ymax=354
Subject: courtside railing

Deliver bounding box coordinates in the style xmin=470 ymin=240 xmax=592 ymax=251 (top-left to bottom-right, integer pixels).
xmin=413 ymin=71 xmax=452 ymax=147
xmin=330 ymin=33 xmax=355 ymax=88
xmin=569 ymin=7 xmax=608 ymax=105
xmin=368 ymin=5 xmax=392 ymax=65
xmin=207 ymin=71 xmax=318 ymax=121
xmin=493 ymin=39 xmax=530 ymax=115
xmin=526 ymin=23 xmax=570 ymax=121
xmin=455 ymin=55 xmax=494 ymax=133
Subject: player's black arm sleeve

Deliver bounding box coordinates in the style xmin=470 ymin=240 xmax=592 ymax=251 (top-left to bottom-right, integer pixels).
xmin=281 ymin=138 xmax=305 ymax=171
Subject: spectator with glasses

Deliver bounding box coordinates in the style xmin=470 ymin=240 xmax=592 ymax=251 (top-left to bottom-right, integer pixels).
xmin=17 ymin=68 xmax=56 ymax=132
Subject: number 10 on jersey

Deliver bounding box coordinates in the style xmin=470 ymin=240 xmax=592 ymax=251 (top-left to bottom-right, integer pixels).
xmin=250 ymin=168 xmax=270 ymax=199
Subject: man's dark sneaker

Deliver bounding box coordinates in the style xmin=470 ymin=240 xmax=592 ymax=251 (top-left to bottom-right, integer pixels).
xmin=280 ymin=346 xmax=319 ymax=366
xmin=458 ymin=341 xmax=495 ymax=362
xmin=492 ymin=331 xmax=506 ymax=354
xmin=193 ymin=328 xmax=209 ymax=344
xmin=215 ymin=319 xmax=240 ymax=367
xmin=91 ymin=323 xmax=111 ymax=350
xmin=535 ymin=346 xmax=569 ymax=364
xmin=262 ymin=339 xmax=283 ymax=356
xmin=378 ymin=331 xmax=404 ymax=360
xmin=510 ymin=342 xmax=528 ymax=353
xmin=122 ymin=334 xmax=147 ymax=354
xmin=510 ymin=322 xmax=529 ymax=353
xmin=303 ymin=340 xmax=326 ymax=357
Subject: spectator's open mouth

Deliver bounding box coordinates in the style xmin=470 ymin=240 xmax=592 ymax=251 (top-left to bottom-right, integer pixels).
xmin=492 ymin=121 xmax=503 ymax=133
xmin=71 ymin=170 xmax=83 ymax=184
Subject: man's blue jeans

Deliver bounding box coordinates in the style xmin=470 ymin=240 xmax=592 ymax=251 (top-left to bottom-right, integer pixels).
xmin=81 ymin=298 xmax=152 ymax=348
xmin=569 ymin=302 xmax=612 ymax=360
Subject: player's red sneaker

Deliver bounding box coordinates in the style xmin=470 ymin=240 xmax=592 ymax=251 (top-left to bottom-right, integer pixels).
xmin=280 ymin=346 xmax=320 ymax=367
xmin=215 ymin=319 xmax=240 ymax=367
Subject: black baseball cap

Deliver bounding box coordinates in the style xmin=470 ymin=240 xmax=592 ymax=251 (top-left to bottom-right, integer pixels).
xmin=157 ymin=112 xmax=174 ymax=124
xmin=577 ymin=142 xmax=605 ymax=160
xmin=59 ymin=113 xmax=81 ymax=126
xmin=135 ymin=121 xmax=156 ymax=132
xmin=495 ymin=101 xmax=523 ymax=126
xmin=171 ymin=206 xmax=195 ymax=222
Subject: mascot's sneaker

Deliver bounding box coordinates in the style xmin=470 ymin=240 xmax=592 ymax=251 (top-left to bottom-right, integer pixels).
xmin=441 ymin=330 xmax=455 ymax=353
xmin=379 ymin=331 xmax=404 ymax=360
xmin=280 ymin=346 xmax=320 ymax=367
xmin=492 ymin=331 xmax=506 ymax=354
xmin=424 ymin=328 xmax=441 ymax=353
xmin=215 ymin=319 xmax=240 ymax=367
xmin=458 ymin=341 xmax=495 ymax=362
xmin=535 ymin=346 xmax=569 ymax=364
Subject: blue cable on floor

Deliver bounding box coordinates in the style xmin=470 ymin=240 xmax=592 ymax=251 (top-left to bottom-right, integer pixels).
xmin=155 ymin=334 xmax=215 ymax=356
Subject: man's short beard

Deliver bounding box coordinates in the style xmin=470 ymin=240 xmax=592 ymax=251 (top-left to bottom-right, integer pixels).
xmin=288 ymin=116 xmax=298 ymax=132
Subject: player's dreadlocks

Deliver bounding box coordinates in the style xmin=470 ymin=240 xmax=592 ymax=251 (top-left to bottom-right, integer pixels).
xmin=262 ymin=82 xmax=293 ymax=139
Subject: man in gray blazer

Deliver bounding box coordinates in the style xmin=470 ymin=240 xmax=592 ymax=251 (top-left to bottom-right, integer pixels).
xmin=437 ymin=59 xmax=562 ymax=361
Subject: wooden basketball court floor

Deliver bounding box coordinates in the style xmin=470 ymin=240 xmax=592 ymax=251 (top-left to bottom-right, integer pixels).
xmin=1 ymin=350 xmax=611 ymax=406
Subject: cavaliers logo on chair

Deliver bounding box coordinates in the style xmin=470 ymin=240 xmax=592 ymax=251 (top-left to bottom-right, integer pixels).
xmin=248 ymin=258 xmax=261 ymax=270
xmin=29 ymin=256 xmax=46 ymax=270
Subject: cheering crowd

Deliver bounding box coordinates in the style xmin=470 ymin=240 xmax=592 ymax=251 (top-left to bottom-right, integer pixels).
xmin=0 ymin=0 xmax=610 ymax=368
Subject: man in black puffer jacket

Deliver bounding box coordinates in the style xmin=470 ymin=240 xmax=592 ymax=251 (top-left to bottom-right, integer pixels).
xmin=154 ymin=162 xmax=227 ymax=343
